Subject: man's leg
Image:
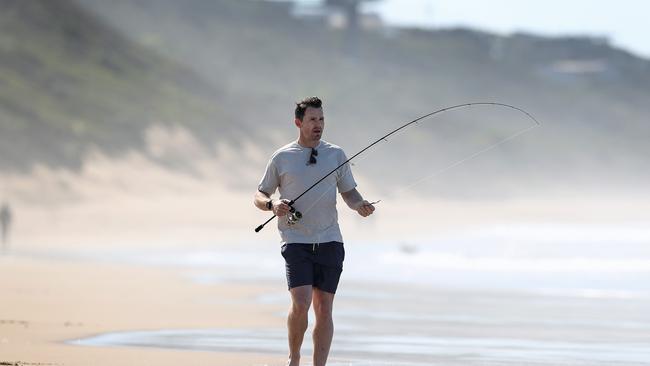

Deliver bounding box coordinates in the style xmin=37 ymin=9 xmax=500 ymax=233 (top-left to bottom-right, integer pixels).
xmin=312 ymin=287 xmax=335 ymax=366
xmin=287 ymin=285 xmax=312 ymax=366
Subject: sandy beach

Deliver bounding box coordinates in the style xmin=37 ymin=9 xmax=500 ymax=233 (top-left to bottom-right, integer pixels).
xmin=4 ymin=240 xmax=650 ymax=366
xmin=2 ymin=169 xmax=650 ymax=365
xmin=0 ymin=254 xmax=287 ymax=366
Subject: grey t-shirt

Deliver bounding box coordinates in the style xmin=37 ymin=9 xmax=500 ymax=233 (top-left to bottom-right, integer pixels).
xmin=258 ymin=140 xmax=357 ymax=244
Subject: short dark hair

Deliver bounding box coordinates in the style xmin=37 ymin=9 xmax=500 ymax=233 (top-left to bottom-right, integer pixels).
xmin=295 ymin=96 xmax=322 ymax=120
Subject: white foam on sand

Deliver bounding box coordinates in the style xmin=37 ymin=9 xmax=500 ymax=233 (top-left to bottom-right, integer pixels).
xmin=71 ymin=327 xmax=650 ymax=365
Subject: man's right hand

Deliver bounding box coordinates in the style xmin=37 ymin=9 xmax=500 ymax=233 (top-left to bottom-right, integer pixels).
xmin=273 ymin=199 xmax=292 ymax=216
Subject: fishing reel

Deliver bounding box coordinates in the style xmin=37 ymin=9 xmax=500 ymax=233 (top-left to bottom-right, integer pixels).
xmin=287 ymin=207 xmax=302 ymax=225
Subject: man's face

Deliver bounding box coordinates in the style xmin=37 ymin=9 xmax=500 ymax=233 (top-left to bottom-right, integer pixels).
xmin=296 ymin=107 xmax=324 ymax=142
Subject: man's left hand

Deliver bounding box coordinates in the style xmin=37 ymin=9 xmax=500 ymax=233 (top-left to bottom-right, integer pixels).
xmin=355 ymin=200 xmax=375 ymax=217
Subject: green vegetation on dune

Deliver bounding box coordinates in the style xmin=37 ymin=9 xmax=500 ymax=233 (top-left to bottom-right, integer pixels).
xmin=1 ymin=0 xmax=649 ymax=192
xmin=0 ymin=0 xmax=224 ymax=171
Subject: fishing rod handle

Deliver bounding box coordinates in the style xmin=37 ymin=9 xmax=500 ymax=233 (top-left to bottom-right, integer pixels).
xmin=254 ymin=199 xmax=296 ymax=232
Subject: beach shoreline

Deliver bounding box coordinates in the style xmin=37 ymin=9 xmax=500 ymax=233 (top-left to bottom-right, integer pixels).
xmin=4 ymin=247 xmax=650 ymax=366
xmin=3 ymin=186 xmax=650 ymax=365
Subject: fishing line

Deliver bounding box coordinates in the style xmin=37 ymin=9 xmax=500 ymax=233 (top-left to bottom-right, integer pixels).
xmin=255 ymin=102 xmax=540 ymax=232
xmin=300 ymin=121 xmax=537 ymax=217
xmin=391 ymin=123 xmax=539 ymax=197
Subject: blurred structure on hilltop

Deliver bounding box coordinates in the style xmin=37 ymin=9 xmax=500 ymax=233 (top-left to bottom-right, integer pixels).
xmin=292 ymin=0 xmax=381 ymax=56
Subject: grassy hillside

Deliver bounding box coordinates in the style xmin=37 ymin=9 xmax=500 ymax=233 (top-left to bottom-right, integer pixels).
xmin=0 ymin=0 xmax=231 ymax=171
xmin=3 ymin=0 xmax=649 ymax=194
xmin=75 ymin=0 xmax=650 ymax=189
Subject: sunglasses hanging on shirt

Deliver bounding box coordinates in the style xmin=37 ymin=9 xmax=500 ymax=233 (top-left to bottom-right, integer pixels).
xmin=307 ymin=148 xmax=318 ymax=165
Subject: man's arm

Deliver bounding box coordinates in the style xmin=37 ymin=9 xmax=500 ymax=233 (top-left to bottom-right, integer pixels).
xmin=340 ymin=188 xmax=375 ymax=217
xmin=253 ymin=190 xmax=272 ymax=211
xmin=253 ymin=190 xmax=291 ymax=217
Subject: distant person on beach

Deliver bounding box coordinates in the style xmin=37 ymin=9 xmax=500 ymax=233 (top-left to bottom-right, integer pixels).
xmin=254 ymin=97 xmax=375 ymax=366
xmin=1 ymin=202 xmax=12 ymax=252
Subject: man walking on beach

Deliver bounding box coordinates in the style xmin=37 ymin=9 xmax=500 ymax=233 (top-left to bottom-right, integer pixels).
xmin=1 ymin=201 xmax=12 ymax=253
xmin=254 ymin=96 xmax=375 ymax=365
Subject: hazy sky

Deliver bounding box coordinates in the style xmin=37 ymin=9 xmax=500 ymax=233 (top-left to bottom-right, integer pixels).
xmin=362 ymin=0 xmax=649 ymax=58
xmin=291 ymin=0 xmax=649 ymax=59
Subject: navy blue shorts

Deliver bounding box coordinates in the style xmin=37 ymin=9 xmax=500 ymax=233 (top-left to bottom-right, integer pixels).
xmin=281 ymin=242 xmax=345 ymax=294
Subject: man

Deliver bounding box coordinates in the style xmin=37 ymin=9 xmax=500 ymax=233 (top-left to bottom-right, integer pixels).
xmin=254 ymin=96 xmax=375 ymax=366
xmin=1 ymin=201 xmax=12 ymax=252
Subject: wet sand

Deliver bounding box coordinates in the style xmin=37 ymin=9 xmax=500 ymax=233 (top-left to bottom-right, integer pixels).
xmin=73 ymin=282 xmax=650 ymax=365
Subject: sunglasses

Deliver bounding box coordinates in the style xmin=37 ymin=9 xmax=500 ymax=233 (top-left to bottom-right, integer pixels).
xmin=307 ymin=148 xmax=318 ymax=165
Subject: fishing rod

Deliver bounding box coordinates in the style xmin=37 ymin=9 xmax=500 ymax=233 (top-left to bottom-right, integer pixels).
xmin=255 ymin=102 xmax=540 ymax=233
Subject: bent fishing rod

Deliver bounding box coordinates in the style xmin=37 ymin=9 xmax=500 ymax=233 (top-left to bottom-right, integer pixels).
xmin=255 ymin=102 xmax=540 ymax=233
